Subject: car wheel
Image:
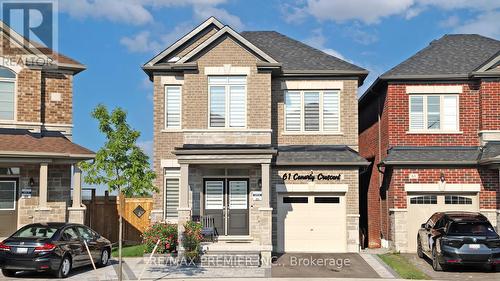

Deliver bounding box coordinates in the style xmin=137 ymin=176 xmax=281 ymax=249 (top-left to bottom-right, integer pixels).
xmin=55 ymin=255 xmax=72 ymax=278
xmin=97 ymin=248 xmax=110 ymax=267
xmin=2 ymin=269 xmax=16 ymax=277
xmin=417 ymin=236 xmax=424 ymax=258
xmin=432 ymin=246 xmax=443 ymax=271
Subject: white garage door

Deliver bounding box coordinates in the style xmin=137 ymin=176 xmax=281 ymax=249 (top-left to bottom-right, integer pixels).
xmin=407 ymin=193 xmax=478 ymax=252
xmin=277 ymin=193 xmax=346 ymax=253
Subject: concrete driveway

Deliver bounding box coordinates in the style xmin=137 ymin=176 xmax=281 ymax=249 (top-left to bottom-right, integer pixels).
xmin=403 ymin=253 xmax=500 ymax=280
xmin=271 ymin=253 xmax=381 ymax=278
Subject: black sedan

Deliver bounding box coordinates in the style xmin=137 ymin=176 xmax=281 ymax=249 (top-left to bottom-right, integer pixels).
xmin=417 ymin=212 xmax=500 ymax=271
xmin=0 ymin=222 xmax=112 ymax=278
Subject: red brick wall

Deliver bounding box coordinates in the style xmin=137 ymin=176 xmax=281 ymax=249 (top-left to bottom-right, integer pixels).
xmin=388 ymin=168 xmax=499 ymax=209
xmin=479 ymin=81 xmax=500 ymax=131
xmin=387 ymin=82 xmax=480 ymax=147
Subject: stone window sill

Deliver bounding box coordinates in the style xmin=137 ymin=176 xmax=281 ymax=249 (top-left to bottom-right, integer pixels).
xmin=406 ymin=131 xmax=463 ymax=135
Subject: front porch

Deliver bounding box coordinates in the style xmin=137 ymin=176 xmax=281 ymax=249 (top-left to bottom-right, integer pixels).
xmin=173 ymin=145 xmax=276 ymax=263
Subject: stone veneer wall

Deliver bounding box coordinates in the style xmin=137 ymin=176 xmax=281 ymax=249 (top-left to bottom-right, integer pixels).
xmin=17 ymin=164 xmax=72 ymax=226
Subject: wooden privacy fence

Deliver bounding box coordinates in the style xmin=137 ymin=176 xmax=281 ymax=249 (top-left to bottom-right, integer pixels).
xmin=82 ymin=189 xmax=153 ymax=244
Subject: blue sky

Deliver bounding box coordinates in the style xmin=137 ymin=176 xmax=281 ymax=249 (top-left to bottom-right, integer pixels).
xmin=12 ymin=0 xmax=500 ymax=189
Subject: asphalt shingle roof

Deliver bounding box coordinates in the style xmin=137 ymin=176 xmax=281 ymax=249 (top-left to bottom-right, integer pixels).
xmin=241 ymin=31 xmax=367 ymax=74
xmin=480 ymin=142 xmax=500 ymax=163
xmin=382 ymin=146 xmax=481 ymax=165
xmin=382 ymin=34 xmax=500 ymax=78
xmin=276 ymin=145 xmax=369 ymax=166
xmin=0 ymin=129 xmax=94 ymax=159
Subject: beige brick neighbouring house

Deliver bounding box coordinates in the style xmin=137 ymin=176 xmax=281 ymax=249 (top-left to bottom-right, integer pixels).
xmin=143 ymin=17 xmax=369 ymax=262
xmin=0 ymin=22 xmax=94 ymax=238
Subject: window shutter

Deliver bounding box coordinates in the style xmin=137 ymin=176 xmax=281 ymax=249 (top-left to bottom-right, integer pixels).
xmin=304 ymin=92 xmax=320 ymax=131
xmin=165 ymin=86 xmax=181 ymax=128
xmin=229 ymin=85 xmax=246 ymax=127
xmin=427 ymin=96 xmax=440 ymax=129
xmin=210 ymin=86 xmax=226 ymax=127
xmin=165 ymin=178 xmax=179 ymax=220
xmin=443 ymin=96 xmax=458 ymax=131
xmin=285 ymin=92 xmax=301 ymax=131
xmin=323 ymin=91 xmax=340 ymax=132
xmin=0 ymin=81 xmax=15 ymax=120
xmin=409 ymin=96 xmax=424 ymax=130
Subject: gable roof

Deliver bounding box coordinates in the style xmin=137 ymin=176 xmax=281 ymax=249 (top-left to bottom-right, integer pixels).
xmin=241 ymin=31 xmax=367 ymax=75
xmin=145 ymin=17 xmax=224 ymax=66
xmin=360 ymin=34 xmax=500 ymax=104
xmin=143 ymin=17 xmax=368 ymax=81
xmin=176 ymin=26 xmax=278 ymax=64
xmin=0 ymin=21 xmax=85 ymax=74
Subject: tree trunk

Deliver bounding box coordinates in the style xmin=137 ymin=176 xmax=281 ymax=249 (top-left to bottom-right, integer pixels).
xmin=118 ymin=190 xmax=124 ymax=281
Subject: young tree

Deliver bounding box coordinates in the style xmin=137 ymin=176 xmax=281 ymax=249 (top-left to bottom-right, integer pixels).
xmin=80 ymin=105 xmax=156 ymax=281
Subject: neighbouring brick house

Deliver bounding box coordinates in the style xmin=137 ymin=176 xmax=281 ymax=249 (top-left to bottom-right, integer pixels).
xmin=0 ymin=22 xmax=94 ymax=237
xmin=142 ymin=17 xmax=369 ymax=263
xmin=359 ymin=34 xmax=500 ymax=253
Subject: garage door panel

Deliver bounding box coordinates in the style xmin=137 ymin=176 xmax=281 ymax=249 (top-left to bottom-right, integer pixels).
xmin=278 ymin=193 xmax=346 ymax=253
xmin=407 ymin=194 xmax=478 ymax=253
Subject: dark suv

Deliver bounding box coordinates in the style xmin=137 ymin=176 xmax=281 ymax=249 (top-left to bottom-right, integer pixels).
xmin=417 ymin=212 xmax=500 ymax=271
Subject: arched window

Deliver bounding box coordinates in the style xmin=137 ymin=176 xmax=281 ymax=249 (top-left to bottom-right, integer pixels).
xmin=0 ymin=66 xmax=16 ymax=120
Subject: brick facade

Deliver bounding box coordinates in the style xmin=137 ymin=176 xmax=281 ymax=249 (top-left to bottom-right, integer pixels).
xmin=359 ymin=80 xmax=500 ymax=250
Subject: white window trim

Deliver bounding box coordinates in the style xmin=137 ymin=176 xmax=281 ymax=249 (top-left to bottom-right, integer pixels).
xmin=164 ymin=85 xmax=182 ymax=130
xmin=0 ymin=76 xmax=17 ymax=123
xmin=0 ymin=180 xmax=16 ymax=211
xmin=408 ymin=94 xmax=460 ymax=133
xmin=283 ymin=90 xmax=341 ymax=134
xmin=207 ymin=76 xmax=247 ymax=129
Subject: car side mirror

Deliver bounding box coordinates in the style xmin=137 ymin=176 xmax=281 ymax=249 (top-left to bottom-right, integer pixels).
xmin=421 ymin=223 xmax=427 ymax=229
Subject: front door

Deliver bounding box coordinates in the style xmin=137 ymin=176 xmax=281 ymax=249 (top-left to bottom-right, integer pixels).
xmin=0 ymin=179 xmax=18 ymax=237
xmin=204 ymin=179 xmax=249 ymax=236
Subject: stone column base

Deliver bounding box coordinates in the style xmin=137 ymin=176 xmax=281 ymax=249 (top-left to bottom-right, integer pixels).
xmin=177 ymin=208 xmax=192 ymax=254
xmin=259 ymin=207 xmax=273 ymax=267
xmin=150 ymin=209 xmax=164 ymax=223
xmin=346 ymin=214 xmax=360 ymax=252
xmin=390 ymin=208 xmax=408 ymax=253
xmin=68 ymin=206 xmax=86 ymax=224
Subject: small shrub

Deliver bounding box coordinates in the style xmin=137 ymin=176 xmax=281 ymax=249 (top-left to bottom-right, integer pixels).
xmin=182 ymin=221 xmax=203 ymax=261
xmin=142 ymin=222 xmax=178 ymax=254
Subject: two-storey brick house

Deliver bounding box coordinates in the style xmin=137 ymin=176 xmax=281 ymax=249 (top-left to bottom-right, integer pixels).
xmin=359 ymin=34 xmax=500 ymax=252
xmin=0 ymin=22 xmax=94 ymax=237
xmin=143 ymin=17 xmax=369 ymax=259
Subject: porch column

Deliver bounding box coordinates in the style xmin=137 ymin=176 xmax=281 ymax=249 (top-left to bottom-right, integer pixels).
xmin=261 ymin=163 xmax=270 ymax=208
xmin=259 ymin=163 xmax=272 ymax=269
xmin=177 ymin=163 xmax=191 ymax=254
xmin=68 ymin=165 xmax=86 ymax=224
xmin=38 ymin=163 xmax=48 ymax=208
xmin=72 ymin=166 xmax=82 ymax=208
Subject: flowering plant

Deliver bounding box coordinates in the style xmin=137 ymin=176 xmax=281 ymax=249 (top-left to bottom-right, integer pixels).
xmin=182 ymin=221 xmax=203 ymax=261
xmin=142 ymin=222 xmax=178 ymax=254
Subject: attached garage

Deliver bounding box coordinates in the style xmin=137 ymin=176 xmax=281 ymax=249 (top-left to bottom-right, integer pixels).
xmin=406 ymin=189 xmax=479 ymax=252
xmin=277 ymin=191 xmax=347 ymax=253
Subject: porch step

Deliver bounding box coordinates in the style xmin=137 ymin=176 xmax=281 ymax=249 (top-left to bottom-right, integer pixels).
xmin=217 ymin=235 xmax=253 ymax=242
xmin=200 ymin=251 xmax=261 ymax=267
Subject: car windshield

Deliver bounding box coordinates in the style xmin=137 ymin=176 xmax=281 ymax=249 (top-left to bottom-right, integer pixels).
xmin=12 ymin=225 xmax=58 ymax=239
xmin=448 ymin=222 xmax=497 ymax=237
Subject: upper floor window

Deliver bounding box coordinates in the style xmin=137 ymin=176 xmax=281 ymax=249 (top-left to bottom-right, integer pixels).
xmin=0 ymin=67 xmax=16 ymax=121
xmin=208 ymin=76 xmax=246 ymax=128
xmin=409 ymin=94 xmax=458 ymax=132
xmin=284 ymin=90 xmax=340 ymax=133
xmin=165 ymin=86 xmax=181 ymax=129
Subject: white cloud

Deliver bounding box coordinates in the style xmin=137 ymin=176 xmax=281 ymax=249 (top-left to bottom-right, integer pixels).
xmin=137 ymin=140 xmax=154 ymax=160
xmin=439 ymin=15 xmax=460 ymax=28
xmin=282 ymin=0 xmax=500 ymax=25
xmin=454 ymin=11 xmax=500 ymax=39
xmin=193 ymin=5 xmax=244 ymax=30
xmin=120 ymin=21 xmax=194 ymax=53
xmin=304 ymin=28 xmax=348 ymax=61
xmin=60 ymin=0 xmax=240 ymax=27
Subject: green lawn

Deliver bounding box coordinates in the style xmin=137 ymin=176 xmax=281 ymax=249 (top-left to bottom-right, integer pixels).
xmin=111 ymin=244 xmax=146 ymax=257
xmin=378 ymin=253 xmax=430 ymax=280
